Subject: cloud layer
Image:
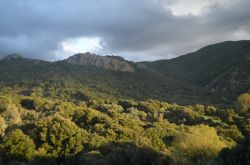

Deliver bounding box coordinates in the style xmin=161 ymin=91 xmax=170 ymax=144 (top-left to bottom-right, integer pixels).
xmin=0 ymin=0 xmax=250 ymax=61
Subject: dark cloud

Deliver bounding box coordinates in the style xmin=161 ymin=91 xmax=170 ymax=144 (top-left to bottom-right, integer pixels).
xmin=0 ymin=0 xmax=250 ymax=61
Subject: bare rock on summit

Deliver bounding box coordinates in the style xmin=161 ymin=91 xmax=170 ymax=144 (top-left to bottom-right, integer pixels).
xmin=65 ymin=52 xmax=135 ymax=72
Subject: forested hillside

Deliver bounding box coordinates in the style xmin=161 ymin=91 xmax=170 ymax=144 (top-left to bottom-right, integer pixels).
xmin=0 ymin=41 xmax=250 ymax=164
xmin=0 ymin=55 xmax=224 ymax=106
xmin=142 ymin=40 xmax=250 ymax=99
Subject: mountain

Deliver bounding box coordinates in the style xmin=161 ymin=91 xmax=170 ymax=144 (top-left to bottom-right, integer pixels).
xmin=142 ymin=40 xmax=250 ymax=99
xmin=0 ymin=42 xmax=249 ymax=165
xmin=0 ymin=53 xmax=223 ymax=106
xmin=2 ymin=54 xmax=24 ymax=61
xmin=65 ymin=52 xmax=135 ymax=72
xmin=4 ymin=40 xmax=250 ymax=106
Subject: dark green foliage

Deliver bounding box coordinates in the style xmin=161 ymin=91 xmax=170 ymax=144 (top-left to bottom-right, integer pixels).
xmin=80 ymin=142 xmax=170 ymax=165
xmin=143 ymin=40 xmax=250 ymax=100
xmin=118 ymin=100 xmax=138 ymax=110
xmin=136 ymin=99 xmax=163 ymax=113
xmin=0 ymin=57 xmax=224 ymax=105
xmin=216 ymin=108 xmax=238 ymax=123
xmin=70 ymin=91 xmax=90 ymax=102
xmin=216 ymin=125 xmax=244 ymax=142
xmin=164 ymin=107 xmax=204 ymax=125
xmin=21 ymin=99 xmax=36 ymax=110
xmin=0 ymin=46 xmax=250 ymax=164
xmin=218 ymin=137 xmax=250 ymax=165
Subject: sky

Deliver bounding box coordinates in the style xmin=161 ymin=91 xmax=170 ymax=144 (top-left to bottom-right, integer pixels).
xmin=0 ymin=0 xmax=250 ymax=61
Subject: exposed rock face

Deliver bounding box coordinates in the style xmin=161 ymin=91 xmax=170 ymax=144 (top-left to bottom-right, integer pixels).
xmin=65 ymin=52 xmax=135 ymax=72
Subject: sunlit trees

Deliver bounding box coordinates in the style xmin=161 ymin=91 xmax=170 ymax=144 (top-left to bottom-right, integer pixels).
xmin=193 ymin=104 xmax=205 ymax=115
xmin=0 ymin=129 xmax=35 ymax=160
xmin=205 ymin=106 xmax=217 ymax=115
xmin=37 ymin=114 xmax=89 ymax=158
xmin=21 ymin=97 xmax=54 ymax=112
xmin=171 ymin=125 xmax=226 ymax=164
xmin=1 ymin=104 xmax=21 ymax=125
xmin=236 ymin=93 xmax=250 ymax=113
xmin=137 ymin=99 xmax=163 ymax=114
xmin=55 ymin=101 xmax=75 ymax=117
xmin=0 ymin=96 xmax=12 ymax=112
xmin=0 ymin=92 xmax=248 ymax=164
xmin=0 ymin=116 xmax=7 ymax=136
xmin=0 ymin=96 xmax=21 ymax=125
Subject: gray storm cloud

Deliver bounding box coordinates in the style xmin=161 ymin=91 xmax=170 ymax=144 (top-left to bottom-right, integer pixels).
xmin=0 ymin=0 xmax=250 ymax=61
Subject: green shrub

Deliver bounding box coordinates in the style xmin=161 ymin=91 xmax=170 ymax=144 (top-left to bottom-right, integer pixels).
xmin=0 ymin=116 xmax=7 ymax=136
xmin=37 ymin=114 xmax=89 ymax=158
xmin=236 ymin=93 xmax=250 ymax=113
xmin=216 ymin=125 xmax=244 ymax=142
xmin=205 ymin=106 xmax=217 ymax=115
xmin=2 ymin=104 xmax=21 ymax=125
xmin=0 ymin=129 xmax=36 ymax=160
xmin=193 ymin=104 xmax=205 ymax=115
xmin=0 ymin=96 xmax=11 ymax=112
xmin=171 ymin=125 xmax=226 ymax=165
xmin=165 ymin=107 xmax=203 ymax=125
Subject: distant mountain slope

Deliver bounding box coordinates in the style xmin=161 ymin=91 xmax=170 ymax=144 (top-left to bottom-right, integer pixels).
xmin=142 ymin=40 xmax=250 ymax=98
xmin=0 ymin=54 xmax=224 ymax=105
xmin=2 ymin=54 xmax=24 ymax=61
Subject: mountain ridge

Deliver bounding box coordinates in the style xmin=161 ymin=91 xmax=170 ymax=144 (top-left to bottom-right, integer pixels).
xmin=1 ymin=40 xmax=249 ymax=103
xmin=2 ymin=54 xmax=25 ymax=61
xmin=142 ymin=40 xmax=250 ymax=99
xmin=0 ymin=53 xmax=225 ymax=106
xmin=64 ymin=52 xmax=136 ymax=72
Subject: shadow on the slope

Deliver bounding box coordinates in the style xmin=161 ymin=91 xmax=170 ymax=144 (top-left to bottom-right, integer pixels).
xmin=0 ymin=142 xmax=170 ymax=165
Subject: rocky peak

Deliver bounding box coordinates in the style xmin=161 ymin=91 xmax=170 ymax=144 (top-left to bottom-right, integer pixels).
xmin=65 ymin=52 xmax=135 ymax=72
xmin=2 ymin=54 xmax=24 ymax=61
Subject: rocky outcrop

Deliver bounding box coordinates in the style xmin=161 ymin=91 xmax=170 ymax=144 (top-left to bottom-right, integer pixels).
xmin=65 ymin=52 xmax=135 ymax=72
xmin=2 ymin=54 xmax=24 ymax=61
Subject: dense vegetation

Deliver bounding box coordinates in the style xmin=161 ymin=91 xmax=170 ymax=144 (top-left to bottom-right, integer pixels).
xmin=0 ymin=57 xmax=225 ymax=106
xmin=0 ymin=83 xmax=249 ymax=164
xmin=142 ymin=40 xmax=250 ymax=99
xmin=0 ymin=41 xmax=250 ymax=164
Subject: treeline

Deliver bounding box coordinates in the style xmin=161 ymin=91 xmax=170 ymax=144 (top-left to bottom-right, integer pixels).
xmin=0 ymin=91 xmax=250 ymax=164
